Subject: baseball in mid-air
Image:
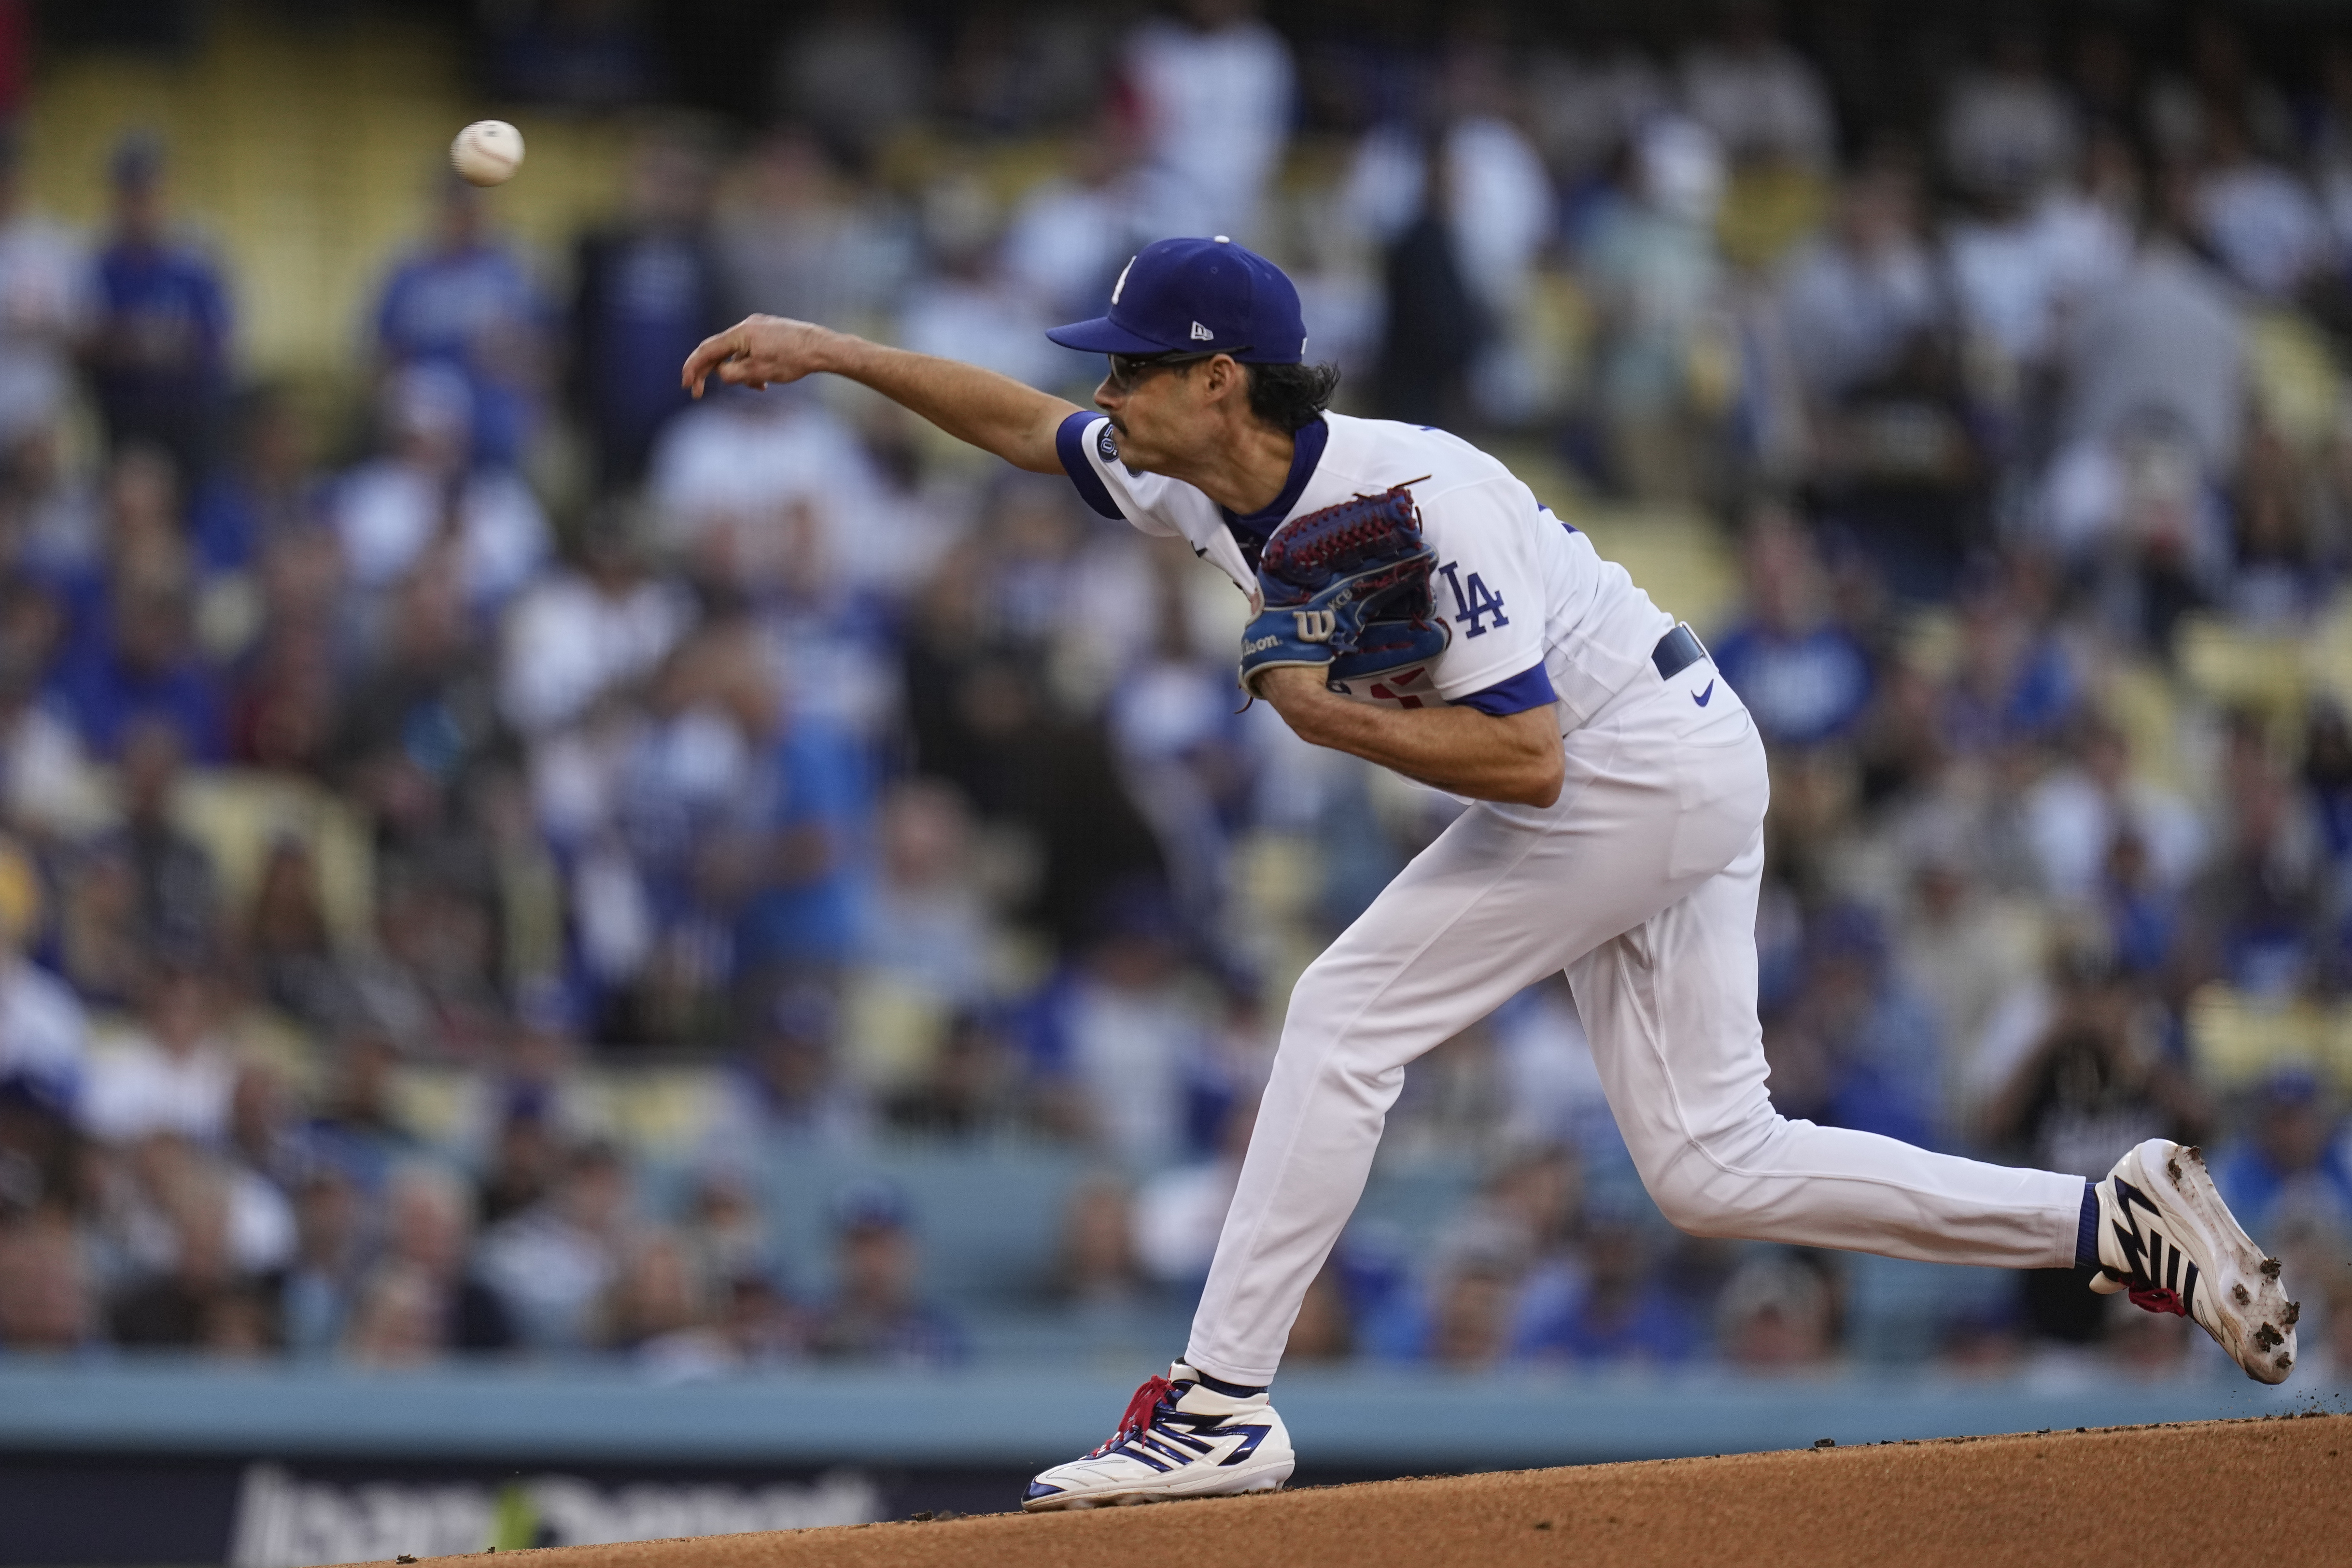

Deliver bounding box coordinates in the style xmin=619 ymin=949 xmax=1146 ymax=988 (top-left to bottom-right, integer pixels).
xmin=450 ymin=119 xmax=524 ymax=186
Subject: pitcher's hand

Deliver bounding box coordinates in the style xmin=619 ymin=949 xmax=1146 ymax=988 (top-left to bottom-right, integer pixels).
xmin=681 ymin=315 xmax=835 ymax=398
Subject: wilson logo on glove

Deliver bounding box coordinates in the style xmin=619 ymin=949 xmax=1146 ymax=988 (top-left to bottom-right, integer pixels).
xmin=1237 ymin=481 xmax=1449 ymax=699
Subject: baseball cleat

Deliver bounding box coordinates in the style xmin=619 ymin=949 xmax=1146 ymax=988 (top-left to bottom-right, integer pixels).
xmin=2090 ymin=1139 xmax=2298 ymax=1383
xmin=1022 ymin=1362 xmax=1295 ymax=1511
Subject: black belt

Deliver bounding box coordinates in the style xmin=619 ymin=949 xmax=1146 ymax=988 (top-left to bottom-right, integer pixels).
xmin=1652 ymin=623 xmax=1707 ymax=681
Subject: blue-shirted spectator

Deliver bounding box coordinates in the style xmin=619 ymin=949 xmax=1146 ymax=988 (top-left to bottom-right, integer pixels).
xmin=36 ymin=442 xmax=179 ymax=681
xmin=734 ymin=712 xmax=869 ymax=979
xmin=806 ymin=1179 xmax=967 ymax=1367
xmin=331 ymin=364 xmax=550 ymax=615
xmin=1514 ymin=1220 xmax=1698 ymax=1365
xmin=568 ymin=129 xmax=727 ymax=485
xmin=1939 ymin=559 xmax=2080 ymax=756
xmin=704 ymin=986 xmax=871 ymax=1148
xmin=2217 ymin=1072 xmax=2352 ymax=1251
xmin=1773 ymin=904 xmax=1943 ymax=1150
xmin=596 ymin=621 xmax=862 ymax=1031
xmin=373 ymin=179 xmax=548 ymax=467
xmin=187 ymin=384 xmax=325 ymax=579
xmin=1710 ymin=509 xmax=1874 ymax=748
xmin=48 ymin=579 xmax=226 ymax=761
xmin=1021 ymin=883 xmax=1223 ymax=1170
xmin=87 ymin=135 xmax=230 ymax=479
xmin=2099 ymin=827 xmax=2183 ymax=979
xmin=2304 ymin=702 xmax=2352 ymax=869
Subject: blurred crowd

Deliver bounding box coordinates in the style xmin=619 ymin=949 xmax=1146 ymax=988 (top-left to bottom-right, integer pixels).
xmin=0 ymin=0 xmax=2351 ymax=1384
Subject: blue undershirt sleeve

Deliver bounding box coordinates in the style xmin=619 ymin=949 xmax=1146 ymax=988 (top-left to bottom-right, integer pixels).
xmin=1054 ymin=410 xmax=1124 ymax=520
xmin=1455 ymin=662 xmax=1558 ymax=717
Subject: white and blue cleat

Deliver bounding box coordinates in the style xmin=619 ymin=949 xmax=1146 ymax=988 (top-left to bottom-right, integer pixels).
xmin=1023 ymin=1362 xmax=1296 ymax=1511
xmin=2092 ymin=1138 xmax=2298 ymax=1384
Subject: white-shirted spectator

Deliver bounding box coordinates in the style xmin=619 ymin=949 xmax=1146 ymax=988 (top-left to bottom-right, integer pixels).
xmin=2023 ymin=719 xmax=2207 ymax=905
xmin=895 ymin=190 xmax=1063 ymax=393
xmin=0 ymin=142 xmax=92 ymax=446
xmin=101 ymin=1135 xmax=295 ymax=1302
xmin=1941 ymin=28 xmax=2080 ymax=202
xmin=1526 ymin=42 xmax=1668 ymax=185
xmin=1034 ymin=889 xmax=1215 ymax=1172
xmin=1944 ymin=170 xmax=2132 ymax=391
xmin=1777 ymin=161 xmax=1945 ymax=402
xmin=1442 ymin=117 xmax=1556 ymax=322
xmin=646 ymin=384 xmax=906 ymax=594
xmin=332 ymin=363 xmax=549 ymax=611
xmin=77 ymin=964 xmax=236 ymax=1146
xmin=1491 ymin=977 xmax=1619 ymax=1159
xmin=1943 ymin=214 xmax=2063 ymax=377
xmin=2034 ymin=410 xmax=2232 ymax=586
xmin=1002 ymin=124 xmax=1148 ymax=325
xmin=1678 ymin=3 xmax=1835 ymax=169
xmin=718 ymin=129 xmax=915 ymax=329
xmin=2194 ymin=117 xmax=2332 ymax=301
xmin=855 ymin=778 xmax=995 ymax=1006
xmin=475 ymin=1141 xmax=634 ymax=1351
xmin=2028 ymin=150 xmax=2137 ymax=309
xmin=1577 ymin=116 xmax=1730 ymax=495
xmin=7 ymin=420 xmax=100 ymax=580
xmin=1133 ymin=1139 xmax=1240 ymax=1286
xmin=1123 ymin=0 xmax=1295 ymax=240
xmin=2056 ymin=230 xmax=2244 ymax=477
xmin=497 ymin=507 xmax=693 ymax=738
xmin=0 ymin=674 xmax=103 ymax=838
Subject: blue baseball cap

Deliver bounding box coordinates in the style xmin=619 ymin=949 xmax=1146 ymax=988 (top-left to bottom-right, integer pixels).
xmin=1046 ymin=236 xmax=1308 ymax=364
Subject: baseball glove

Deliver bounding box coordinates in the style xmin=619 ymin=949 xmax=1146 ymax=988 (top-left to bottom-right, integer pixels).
xmin=1237 ymin=482 xmax=1450 ymax=698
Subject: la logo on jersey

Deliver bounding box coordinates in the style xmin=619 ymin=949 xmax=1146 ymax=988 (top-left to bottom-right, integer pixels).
xmin=1437 ymin=561 xmax=1509 ymax=638
xmin=1328 ymin=664 xmax=1441 ymax=711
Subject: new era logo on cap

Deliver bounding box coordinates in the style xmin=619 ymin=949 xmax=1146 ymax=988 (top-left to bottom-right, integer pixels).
xmin=1045 ymin=237 xmax=1307 ymax=365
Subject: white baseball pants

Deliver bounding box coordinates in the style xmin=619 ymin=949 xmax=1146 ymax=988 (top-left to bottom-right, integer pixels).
xmin=1187 ymin=660 xmax=2085 ymax=1384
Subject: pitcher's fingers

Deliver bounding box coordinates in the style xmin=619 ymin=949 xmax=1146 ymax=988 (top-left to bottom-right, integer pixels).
xmin=681 ymin=328 xmax=741 ymax=396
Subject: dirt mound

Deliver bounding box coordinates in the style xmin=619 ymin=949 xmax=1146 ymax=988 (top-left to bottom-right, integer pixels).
xmin=369 ymin=1413 xmax=2350 ymax=1568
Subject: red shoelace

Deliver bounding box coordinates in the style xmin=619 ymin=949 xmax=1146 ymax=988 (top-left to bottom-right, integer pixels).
xmin=1090 ymin=1374 xmax=1178 ymax=1457
xmin=2128 ymin=1285 xmax=2189 ymax=1317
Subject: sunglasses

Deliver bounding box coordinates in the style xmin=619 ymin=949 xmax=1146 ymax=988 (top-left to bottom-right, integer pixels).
xmin=1104 ymin=347 xmax=1248 ymax=394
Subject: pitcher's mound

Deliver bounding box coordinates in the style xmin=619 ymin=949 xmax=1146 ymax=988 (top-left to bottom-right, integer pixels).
xmin=367 ymin=1412 xmax=2350 ymax=1568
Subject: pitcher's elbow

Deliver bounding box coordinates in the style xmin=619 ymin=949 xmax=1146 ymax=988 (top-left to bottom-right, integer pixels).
xmin=1518 ymin=753 xmax=1564 ymax=807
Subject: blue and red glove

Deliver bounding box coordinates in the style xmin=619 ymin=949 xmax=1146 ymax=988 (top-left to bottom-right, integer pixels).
xmin=1238 ymin=483 xmax=1450 ymax=698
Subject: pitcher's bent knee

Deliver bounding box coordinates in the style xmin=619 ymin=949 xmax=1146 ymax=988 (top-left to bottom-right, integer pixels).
xmin=1632 ymin=1115 xmax=1795 ymax=1239
xmin=1643 ymin=1164 xmax=1748 ymax=1238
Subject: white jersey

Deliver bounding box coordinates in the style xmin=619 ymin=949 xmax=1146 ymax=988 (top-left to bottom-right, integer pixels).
xmin=1056 ymin=410 xmax=1675 ymax=730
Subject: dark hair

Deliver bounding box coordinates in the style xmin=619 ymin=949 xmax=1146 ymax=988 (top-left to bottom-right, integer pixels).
xmin=1243 ymin=361 xmax=1342 ymax=433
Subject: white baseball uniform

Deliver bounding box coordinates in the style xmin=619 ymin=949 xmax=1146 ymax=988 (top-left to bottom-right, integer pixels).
xmin=1057 ymin=409 xmax=2085 ymax=1384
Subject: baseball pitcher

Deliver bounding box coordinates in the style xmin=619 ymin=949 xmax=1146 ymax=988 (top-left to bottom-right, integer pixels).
xmin=681 ymin=237 xmax=2296 ymax=1510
